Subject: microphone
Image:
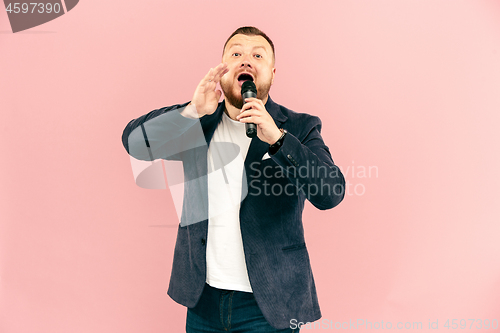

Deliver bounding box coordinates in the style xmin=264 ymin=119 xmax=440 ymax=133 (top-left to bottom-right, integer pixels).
xmin=241 ymin=80 xmax=257 ymax=138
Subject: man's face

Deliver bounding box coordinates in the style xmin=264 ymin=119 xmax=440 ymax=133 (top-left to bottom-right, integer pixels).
xmin=220 ymin=34 xmax=276 ymax=109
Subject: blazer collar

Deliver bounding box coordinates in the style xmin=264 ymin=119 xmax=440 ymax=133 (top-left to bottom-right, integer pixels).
xmin=242 ymin=96 xmax=287 ymax=171
xmin=265 ymin=95 xmax=288 ymax=125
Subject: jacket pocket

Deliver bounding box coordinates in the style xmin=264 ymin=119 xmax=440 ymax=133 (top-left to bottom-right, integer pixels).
xmin=282 ymin=242 xmax=306 ymax=252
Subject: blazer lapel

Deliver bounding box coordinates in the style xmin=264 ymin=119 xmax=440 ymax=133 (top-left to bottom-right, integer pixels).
xmin=243 ymin=96 xmax=288 ymax=182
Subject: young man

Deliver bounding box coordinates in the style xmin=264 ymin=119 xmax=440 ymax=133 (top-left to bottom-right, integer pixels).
xmin=122 ymin=26 xmax=345 ymax=332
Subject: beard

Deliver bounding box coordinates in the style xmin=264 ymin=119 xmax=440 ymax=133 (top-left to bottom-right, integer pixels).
xmin=220 ymin=79 xmax=272 ymax=109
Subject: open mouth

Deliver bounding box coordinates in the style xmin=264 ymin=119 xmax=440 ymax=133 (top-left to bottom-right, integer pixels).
xmin=237 ymin=73 xmax=254 ymax=86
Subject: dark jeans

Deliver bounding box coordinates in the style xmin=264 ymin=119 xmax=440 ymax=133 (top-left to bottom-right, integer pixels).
xmin=186 ymin=283 xmax=300 ymax=333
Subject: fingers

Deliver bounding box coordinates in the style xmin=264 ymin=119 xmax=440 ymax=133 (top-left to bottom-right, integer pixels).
xmin=199 ymin=68 xmax=212 ymax=88
xmin=212 ymin=63 xmax=228 ymax=82
xmin=198 ymin=66 xmax=224 ymax=93
xmin=204 ymin=63 xmax=228 ymax=84
xmin=242 ymin=98 xmax=263 ymax=107
xmin=237 ymin=98 xmax=269 ymax=124
xmin=240 ymin=99 xmax=264 ymax=113
xmin=237 ymin=114 xmax=262 ymax=124
xmin=204 ymin=67 xmax=215 ymax=84
xmin=237 ymin=113 xmax=268 ymax=127
xmin=237 ymin=108 xmax=262 ymax=121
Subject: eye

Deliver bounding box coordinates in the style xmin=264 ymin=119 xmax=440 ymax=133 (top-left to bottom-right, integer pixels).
xmin=232 ymin=53 xmax=241 ymax=57
xmin=254 ymin=54 xmax=262 ymax=59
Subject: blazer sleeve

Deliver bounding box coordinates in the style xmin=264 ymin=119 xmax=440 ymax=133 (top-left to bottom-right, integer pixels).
xmin=269 ymin=115 xmax=345 ymax=210
xmin=121 ymin=102 xmax=206 ymax=161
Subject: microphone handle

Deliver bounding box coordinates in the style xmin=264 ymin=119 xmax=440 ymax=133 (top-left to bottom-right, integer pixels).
xmin=242 ymin=90 xmax=257 ymax=138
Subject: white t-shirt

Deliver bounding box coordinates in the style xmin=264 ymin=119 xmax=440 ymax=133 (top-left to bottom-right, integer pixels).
xmin=205 ymin=110 xmax=253 ymax=293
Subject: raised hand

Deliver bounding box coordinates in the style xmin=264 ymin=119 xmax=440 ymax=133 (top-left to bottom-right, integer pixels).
xmin=187 ymin=63 xmax=228 ymax=118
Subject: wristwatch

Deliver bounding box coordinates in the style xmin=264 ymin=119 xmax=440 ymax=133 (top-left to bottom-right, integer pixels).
xmin=269 ymin=129 xmax=287 ymax=155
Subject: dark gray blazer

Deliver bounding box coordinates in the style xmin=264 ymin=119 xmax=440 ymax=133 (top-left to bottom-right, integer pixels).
xmin=122 ymin=96 xmax=345 ymax=329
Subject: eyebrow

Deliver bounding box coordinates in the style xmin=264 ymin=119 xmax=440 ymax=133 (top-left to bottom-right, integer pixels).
xmin=228 ymin=43 xmax=268 ymax=52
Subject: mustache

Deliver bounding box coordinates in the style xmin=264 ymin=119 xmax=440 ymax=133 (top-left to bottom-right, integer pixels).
xmin=220 ymin=79 xmax=272 ymax=109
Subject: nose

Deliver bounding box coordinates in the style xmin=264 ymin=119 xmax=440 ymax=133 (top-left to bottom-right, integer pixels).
xmin=240 ymin=55 xmax=253 ymax=69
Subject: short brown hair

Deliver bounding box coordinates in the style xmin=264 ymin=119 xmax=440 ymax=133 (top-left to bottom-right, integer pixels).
xmin=223 ymin=26 xmax=275 ymax=62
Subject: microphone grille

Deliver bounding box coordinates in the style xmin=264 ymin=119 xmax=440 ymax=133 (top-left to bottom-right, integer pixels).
xmin=241 ymin=80 xmax=257 ymax=94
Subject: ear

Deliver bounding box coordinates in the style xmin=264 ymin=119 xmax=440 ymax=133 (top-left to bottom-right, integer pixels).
xmin=271 ymin=67 xmax=276 ymax=85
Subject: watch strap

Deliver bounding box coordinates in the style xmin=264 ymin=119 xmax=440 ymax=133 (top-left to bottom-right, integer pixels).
xmin=269 ymin=129 xmax=287 ymax=155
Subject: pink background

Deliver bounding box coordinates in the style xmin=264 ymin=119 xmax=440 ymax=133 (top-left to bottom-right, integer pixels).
xmin=1 ymin=0 xmax=500 ymax=332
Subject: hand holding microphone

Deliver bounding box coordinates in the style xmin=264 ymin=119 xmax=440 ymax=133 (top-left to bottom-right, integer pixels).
xmin=237 ymin=82 xmax=283 ymax=145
